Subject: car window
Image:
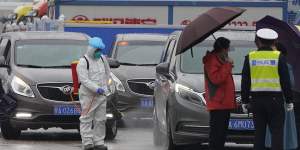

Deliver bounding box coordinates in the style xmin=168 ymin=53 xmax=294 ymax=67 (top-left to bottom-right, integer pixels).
xmin=0 ymin=0 xmax=32 ymax=2
xmin=2 ymin=39 xmax=11 ymax=62
xmin=15 ymin=40 xmax=87 ymax=68
xmin=163 ymin=39 xmax=176 ymax=63
xmin=0 ymin=38 xmax=8 ymax=56
xmin=169 ymin=39 xmax=178 ymax=74
xmin=180 ymin=40 xmax=256 ymax=74
xmin=115 ymin=40 xmax=165 ymax=65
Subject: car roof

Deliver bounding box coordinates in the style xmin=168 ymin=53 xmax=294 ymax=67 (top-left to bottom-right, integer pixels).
xmin=208 ymin=30 xmax=255 ymax=41
xmin=2 ymin=31 xmax=89 ymax=41
xmin=171 ymin=30 xmax=255 ymax=42
xmin=116 ymin=33 xmax=168 ymax=42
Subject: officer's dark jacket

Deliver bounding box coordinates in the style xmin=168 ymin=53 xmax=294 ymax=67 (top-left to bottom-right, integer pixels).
xmin=241 ymin=47 xmax=293 ymax=104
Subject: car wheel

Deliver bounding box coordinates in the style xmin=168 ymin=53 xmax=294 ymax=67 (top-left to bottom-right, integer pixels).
xmin=153 ymin=109 xmax=163 ymax=146
xmin=105 ymin=119 xmax=117 ymax=140
xmin=165 ymin=111 xmax=178 ymax=150
xmin=1 ymin=121 xmax=21 ymax=139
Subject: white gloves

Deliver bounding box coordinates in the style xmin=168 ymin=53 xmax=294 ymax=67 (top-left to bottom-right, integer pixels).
xmin=242 ymin=104 xmax=249 ymax=114
xmin=242 ymin=103 xmax=294 ymax=113
xmin=287 ymin=103 xmax=294 ymax=111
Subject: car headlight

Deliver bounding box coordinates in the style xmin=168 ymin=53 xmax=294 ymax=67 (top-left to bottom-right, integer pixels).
xmin=11 ymin=76 xmax=35 ymax=98
xmin=175 ymin=83 xmax=206 ymax=106
xmin=110 ymin=72 xmax=125 ymax=92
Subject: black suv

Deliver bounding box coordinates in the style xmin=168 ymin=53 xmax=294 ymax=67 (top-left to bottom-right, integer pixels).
xmin=153 ymin=30 xmax=257 ymax=149
xmin=109 ymin=33 xmax=168 ymax=119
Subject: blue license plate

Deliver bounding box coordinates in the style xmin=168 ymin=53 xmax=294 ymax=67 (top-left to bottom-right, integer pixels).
xmin=140 ymin=98 xmax=153 ymax=108
xmin=228 ymin=119 xmax=254 ymax=130
xmin=54 ymin=105 xmax=81 ymax=115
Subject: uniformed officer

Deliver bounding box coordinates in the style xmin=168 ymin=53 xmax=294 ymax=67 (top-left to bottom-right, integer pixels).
xmin=241 ymin=28 xmax=294 ymax=150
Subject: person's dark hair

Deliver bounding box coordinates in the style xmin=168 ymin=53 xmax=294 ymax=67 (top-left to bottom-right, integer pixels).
xmin=275 ymin=42 xmax=287 ymax=56
xmin=213 ymin=37 xmax=230 ymax=52
xmin=256 ymin=37 xmax=275 ymax=47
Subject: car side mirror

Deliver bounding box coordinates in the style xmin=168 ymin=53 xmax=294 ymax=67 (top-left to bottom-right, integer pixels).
xmin=107 ymin=58 xmax=120 ymax=68
xmin=156 ymin=62 xmax=170 ymax=77
xmin=0 ymin=56 xmax=8 ymax=68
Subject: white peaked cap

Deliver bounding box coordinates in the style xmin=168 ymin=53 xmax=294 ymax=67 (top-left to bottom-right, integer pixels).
xmin=256 ymin=28 xmax=278 ymax=40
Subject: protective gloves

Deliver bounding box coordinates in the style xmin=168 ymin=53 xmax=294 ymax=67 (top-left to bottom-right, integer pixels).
xmin=242 ymin=103 xmax=250 ymax=114
xmin=96 ymin=88 xmax=105 ymax=95
xmin=287 ymin=103 xmax=294 ymax=111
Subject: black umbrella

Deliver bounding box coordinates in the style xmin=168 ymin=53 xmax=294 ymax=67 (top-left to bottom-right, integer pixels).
xmin=176 ymin=7 xmax=246 ymax=55
xmin=257 ymin=15 xmax=300 ymax=92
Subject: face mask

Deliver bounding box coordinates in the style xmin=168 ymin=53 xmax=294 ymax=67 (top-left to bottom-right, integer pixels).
xmin=94 ymin=50 xmax=102 ymax=59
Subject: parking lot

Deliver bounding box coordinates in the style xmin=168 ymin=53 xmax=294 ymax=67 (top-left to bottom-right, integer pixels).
xmin=0 ymin=112 xmax=253 ymax=150
xmin=1 ymin=0 xmax=299 ymax=150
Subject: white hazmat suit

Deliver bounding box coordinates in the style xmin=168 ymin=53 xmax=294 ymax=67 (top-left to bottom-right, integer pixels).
xmin=77 ymin=46 xmax=112 ymax=148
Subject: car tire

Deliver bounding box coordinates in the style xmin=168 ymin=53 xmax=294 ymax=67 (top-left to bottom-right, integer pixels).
xmin=165 ymin=111 xmax=178 ymax=150
xmin=153 ymin=109 xmax=163 ymax=146
xmin=1 ymin=121 xmax=21 ymax=139
xmin=105 ymin=119 xmax=117 ymax=140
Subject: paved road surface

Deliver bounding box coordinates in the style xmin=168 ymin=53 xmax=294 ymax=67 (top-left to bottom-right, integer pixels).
xmin=0 ymin=112 xmax=253 ymax=150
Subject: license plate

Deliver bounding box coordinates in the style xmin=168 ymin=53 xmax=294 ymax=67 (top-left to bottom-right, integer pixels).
xmin=140 ymin=98 xmax=153 ymax=108
xmin=54 ymin=105 xmax=81 ymax=115
xmin=228 ymin=119 xmax=254 ymax=130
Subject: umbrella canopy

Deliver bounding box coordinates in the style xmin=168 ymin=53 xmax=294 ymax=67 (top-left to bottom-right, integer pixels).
xmin=176 ymin=7 xmax=246 ymax=55
xmin=257 ymin=16 xmax=300 ymax=92
xmin=256 ymin=16 xmax=300 ymax=65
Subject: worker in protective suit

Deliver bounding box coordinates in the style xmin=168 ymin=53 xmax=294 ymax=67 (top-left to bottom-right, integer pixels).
xmin=77 ymin=37 xmax=112 ymax=150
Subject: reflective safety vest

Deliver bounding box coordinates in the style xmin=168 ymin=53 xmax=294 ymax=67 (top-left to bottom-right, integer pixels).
xmin=249 ymin=51 xmax=281 ymax=92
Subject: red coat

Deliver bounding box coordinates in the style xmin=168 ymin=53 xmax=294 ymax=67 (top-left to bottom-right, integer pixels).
xmin=202 ymin=51 xmax=236 ymax=110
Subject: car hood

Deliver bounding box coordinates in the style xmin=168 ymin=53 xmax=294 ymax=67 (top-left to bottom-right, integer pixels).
xmin=14 ymin=67 xmax=72 ymax=85
xmin=111 ymin=65 xmax=156 ymax=81
xmin=177 ymin=73 xmax=241 ymax=93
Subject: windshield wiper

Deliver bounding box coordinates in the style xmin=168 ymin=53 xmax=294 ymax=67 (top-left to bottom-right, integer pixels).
xmin=17 ymin=64 xmax=44 ymax=68
xmin=41 ymin=65 xmax=71 ymax=68
xmin=119 ymin=62 xmax=138 ymax=66
xmin=233 ymin=73 xmax=242 ymax=75
xmin=119 ymin=62 xmax=158 ymax=66
xmin=136 ymin=64 xmax=158 ymax=66
xmin=17 ymin=65 xmax=71 ymax=68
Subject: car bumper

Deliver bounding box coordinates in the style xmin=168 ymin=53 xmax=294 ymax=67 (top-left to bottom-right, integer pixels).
xmin=7 ymin=93 xmax=116 ymax=130
xmin=113 ymin=91 xmax=153 ymax=113
xmin=169 ymin=93 xmax=254 ymax=145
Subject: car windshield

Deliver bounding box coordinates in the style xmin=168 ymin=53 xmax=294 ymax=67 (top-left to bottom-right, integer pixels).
xmin=15 ymin=40 xmax=87 ymax=68
xmin=180 ymin=40 xmax=256 ymax=74
xmin=115 ymin=41 xmax=165 ymax=66
xmin=0 ymin=0 xmax=31 ymax=1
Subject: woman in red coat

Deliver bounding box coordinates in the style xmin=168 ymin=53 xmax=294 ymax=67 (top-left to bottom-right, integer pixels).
xmin=202 ymin=37 xmax=236 ymax=150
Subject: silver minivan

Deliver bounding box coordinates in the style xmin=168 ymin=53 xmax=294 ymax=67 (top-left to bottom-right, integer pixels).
xmin=154 ymin=30 xmax=256 ymax=149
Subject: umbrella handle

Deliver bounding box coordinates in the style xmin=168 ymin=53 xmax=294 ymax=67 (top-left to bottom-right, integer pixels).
xmin=212 ymin=34 xmax=217 ymax=40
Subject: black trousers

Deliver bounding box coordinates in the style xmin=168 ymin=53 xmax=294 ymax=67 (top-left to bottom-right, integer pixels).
xmin=293 ymin=91 xmax=300 ymax=150
xmin=252 ymin=96 xmax=285 ymax=150
xmin=209 ymin=109 xmax=231 ymax=150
